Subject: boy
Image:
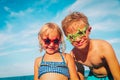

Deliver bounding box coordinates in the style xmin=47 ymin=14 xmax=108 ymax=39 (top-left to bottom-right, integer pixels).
xmin=61 ymin=12 xmax=120 ymax=80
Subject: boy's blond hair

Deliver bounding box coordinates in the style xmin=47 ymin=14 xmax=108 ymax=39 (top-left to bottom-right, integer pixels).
xmin=62 ymin=12 xmax=89 ymax=36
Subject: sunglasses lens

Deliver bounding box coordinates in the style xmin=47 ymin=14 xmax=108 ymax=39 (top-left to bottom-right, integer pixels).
xmin=78 ymin=31 xmax=83 ymax=35
xmin=44 ymin=39 xmax=50 ymax=44
xmin=54 ymin=39 xmax=59 ymax=44
xmin=44 ymin=38 xmax=59 ymax=45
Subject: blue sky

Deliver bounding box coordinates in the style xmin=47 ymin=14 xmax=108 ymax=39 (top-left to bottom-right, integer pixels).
xmin=0 ymin=0 xmax=120 ymax=78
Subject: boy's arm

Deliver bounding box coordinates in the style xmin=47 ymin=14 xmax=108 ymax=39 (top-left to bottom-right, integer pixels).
xmin=103 ymin=42 xmax=120 ymax=80
xmin=66 ymin=54 xmax=83 ymax=80
xmin=75 ymin=61 xmax=85 ymax=80
xmin=70 ymin=51 xmax=85 ymax=80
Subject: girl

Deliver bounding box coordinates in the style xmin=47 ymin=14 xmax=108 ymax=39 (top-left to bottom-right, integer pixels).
xmin=34 ymin=23 xmax=80 ymax=80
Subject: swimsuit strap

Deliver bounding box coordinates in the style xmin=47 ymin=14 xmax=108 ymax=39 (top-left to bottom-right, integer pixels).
xmin=60 ymin=52 xmax=65 ymax=62
xmin=41 ymin=54 xmax=45 ymax=62
xmin=41 ymin=52 xmax=65 ymax=62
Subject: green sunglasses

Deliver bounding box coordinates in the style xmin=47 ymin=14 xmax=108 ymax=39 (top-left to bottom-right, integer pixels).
xmin=67 ymin=26 xmax=88 ymax=42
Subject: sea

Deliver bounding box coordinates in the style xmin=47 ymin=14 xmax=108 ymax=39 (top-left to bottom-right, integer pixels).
xmin=0 ymin=70 xmax=89 ymax=80
xmin=0 ymin=75 xmax=34 ymax=80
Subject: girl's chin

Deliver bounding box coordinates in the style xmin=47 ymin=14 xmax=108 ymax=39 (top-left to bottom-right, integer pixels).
xmin=46 ymin=50 xmax=56 ymax=54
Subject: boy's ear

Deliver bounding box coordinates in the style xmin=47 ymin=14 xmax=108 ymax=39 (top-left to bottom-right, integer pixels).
xmin=88 ymin=27 xmax=92 ymax=32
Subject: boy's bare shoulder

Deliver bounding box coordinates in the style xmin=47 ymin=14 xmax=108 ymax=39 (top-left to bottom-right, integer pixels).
xmin=92 ymin=39 xmax=111 ymax=46
xmin=92 ymin=39 xmax=113 ymax=52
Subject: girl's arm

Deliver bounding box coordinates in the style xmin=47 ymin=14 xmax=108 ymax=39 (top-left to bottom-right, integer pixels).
xmin=34 ymin=57 xmax=41 ymax=80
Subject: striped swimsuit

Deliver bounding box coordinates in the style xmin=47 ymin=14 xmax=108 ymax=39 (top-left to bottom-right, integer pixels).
xmin=38 ymin=53 xmax=70 ymax=79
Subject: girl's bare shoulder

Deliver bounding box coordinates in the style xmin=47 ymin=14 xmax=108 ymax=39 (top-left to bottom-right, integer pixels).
xmin=34 ymin=56 xmax=43 ymax=65
xmin=63 ymin=53 xmax=73 ymax=61
xmin=62 ymin=53 xmax=72 ymax=58
xmin=62 ymin=53 xmax=73 ymax=64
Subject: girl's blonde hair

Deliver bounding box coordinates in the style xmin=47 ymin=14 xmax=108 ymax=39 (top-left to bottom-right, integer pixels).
xmin=38 ymin=22 xmax=66 ymax=53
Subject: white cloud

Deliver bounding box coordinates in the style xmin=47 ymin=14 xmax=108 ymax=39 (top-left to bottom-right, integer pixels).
xmin=84 ymin=1 xmax=120 ymax=16
xmin=92 ymin=20 xmax=120 ymax=31
xmin=5 ymin=21 xmax=13 ymax=32
xmin=0 ymin=61 xmax=34 ymax=77
xmin=0 ymin=47 xmax=34 ymax=56
xmin=0 ymin=33 xmax=14 ymax=46
xmin=65 ymin=0 xmax=93 ymax=12
xmin=4 ymin=6 xmax=10 ymax=11
xmin=107 ymin=38 xmax=120 ymax=44
xmin=0 ymin=32 xmax=38 ymax=56
xmin=0 ymin=21 xmax=40 ymax=57
xmin=54 ymin=0 xmax=120 ymax=31
xmin=9 ymin=8 xmax=34 ymax=17
xmin=4 ymin=6 xmax=34 ymax=17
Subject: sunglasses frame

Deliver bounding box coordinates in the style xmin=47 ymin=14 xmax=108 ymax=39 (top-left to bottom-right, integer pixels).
xmin=67 ymin=26 xmax=88 ymax=42
xmin=43 ymin=38 xmax=60 ymax=45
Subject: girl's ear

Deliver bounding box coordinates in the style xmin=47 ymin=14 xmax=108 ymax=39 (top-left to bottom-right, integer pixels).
xmin=38 ymin=35 xmax=43 ymax=44
xmin=38 ymin=35 xmax=40 ymax=41
xmin=38 ymin=35 xmax=43 ymax=52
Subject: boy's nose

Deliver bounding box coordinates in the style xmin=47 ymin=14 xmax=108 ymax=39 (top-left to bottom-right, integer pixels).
xmin=75 ymin=36 xmax=86 ymax=42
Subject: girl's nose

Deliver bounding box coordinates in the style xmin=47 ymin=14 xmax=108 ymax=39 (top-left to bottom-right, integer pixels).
xmin=49 ymin=42 xmax=54 ymax=46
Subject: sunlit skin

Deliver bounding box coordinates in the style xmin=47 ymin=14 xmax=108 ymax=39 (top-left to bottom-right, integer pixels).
xmin=66 ymin=20 xmax=120 ymax=80
xmin=34 ymin=24 xmax=79 ymax=80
